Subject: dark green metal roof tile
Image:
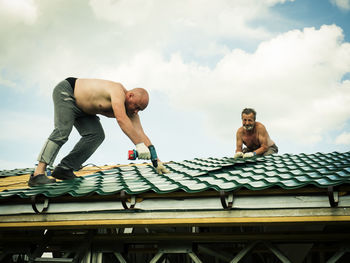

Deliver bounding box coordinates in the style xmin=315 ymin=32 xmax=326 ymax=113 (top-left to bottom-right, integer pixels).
xmin=1 ymin=151 xmax=350 ymax=199
xmin=336 ymin=170 xmax=350 ymax=177
xmin=278 ymin=173 xmax=293 ymax=179
xmin=294 ymin=175 xmax=312 ymax=182
xmin=0 ymin=168 xmax=34 ymax=178
xmin=265 ymin=170 xmax=278 ymax=176
xmin=264 ymin=177 xmax=279 ymax=183
xmin=290 ymin=169 xmax=304 ymax=176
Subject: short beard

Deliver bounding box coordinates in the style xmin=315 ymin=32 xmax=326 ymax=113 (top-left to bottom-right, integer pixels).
xmin=244 ymin=125 xmax=254 ymax=131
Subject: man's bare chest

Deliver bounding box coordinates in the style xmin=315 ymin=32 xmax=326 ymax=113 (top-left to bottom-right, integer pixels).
xmin=242 ymin=133 xmax=260 ymax=147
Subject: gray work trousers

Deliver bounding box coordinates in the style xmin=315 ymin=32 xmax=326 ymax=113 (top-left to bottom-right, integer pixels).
xmin=37 ymin=79 xmax=105 ymax=170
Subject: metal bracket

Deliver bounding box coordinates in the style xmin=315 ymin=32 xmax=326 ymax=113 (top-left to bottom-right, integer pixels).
xmin=120 ymin=190 xmax=136 ymax=209
xmin=31 ymin=195 xmax=49 ymax=214
xmin=327 ymin=186 xmax=339 ymax=207
xmin=220 ymin=191 xmax=234 ymax=210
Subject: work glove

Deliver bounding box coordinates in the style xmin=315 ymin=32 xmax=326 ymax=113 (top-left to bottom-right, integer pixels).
xmin=234 ymin=152 xmax=244 ymax=159
xmin=243 ymin=152 xmax=256 ymax=158
xmin=156 ymin=162 xmax=170 ymax=175
xmin=136 ymin=143 xmax=151 ymax=159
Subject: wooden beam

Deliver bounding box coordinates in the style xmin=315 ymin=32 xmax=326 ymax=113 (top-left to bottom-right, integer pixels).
xmin=1 ymin=232 xmax=349 ymax=246
xmin=1 ymin=215 xmax=350 ymax=229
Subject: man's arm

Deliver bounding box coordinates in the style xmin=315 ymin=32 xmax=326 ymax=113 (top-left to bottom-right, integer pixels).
xmin=235 ymin=128 xmax=243 ymax=153
xmin=255 ymin=124 xmax=269 ymax=155
xmin=233 ymin=128 xmax=244 ymax=159
xmin=129 ymin=113 xmax=152 ymax=147
xmin=130 ymin=113 xmax=170 ymax=174
xmin=111 ymin=92 xmax=151 ymax=159
xmin=110 ymin=88 xmax=145 ymax=145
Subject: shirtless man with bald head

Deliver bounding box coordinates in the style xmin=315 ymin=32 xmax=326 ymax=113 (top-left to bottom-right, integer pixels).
xmin=29 ymin=78 xmax=168 ymax=187
xmin=234 ymin=108 xmax=278 ymax=159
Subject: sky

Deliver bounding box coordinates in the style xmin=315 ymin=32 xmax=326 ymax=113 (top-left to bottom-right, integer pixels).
xmin=0 ymin=0 xmax=350 ymax=170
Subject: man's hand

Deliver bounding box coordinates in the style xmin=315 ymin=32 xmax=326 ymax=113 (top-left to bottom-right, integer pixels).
xmin=136 ymin=143 xmax=151 ymax=159
xmin=156 ymin=162 xmax=170 ymax=175
xmin=243 ymin=152 xmax=256 ymax=158
xmin=234 ymin=152 xmax=244 ymax=159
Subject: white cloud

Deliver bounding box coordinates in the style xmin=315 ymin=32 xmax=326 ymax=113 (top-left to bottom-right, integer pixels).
xmin=0 ymin=0 xmax=349 ymax=158
xmin=331 ymin=0 xmax=350 ymax=11
xmin=97 ymin=25 xmax=350 ymax=146
xmin=88 ymin=0 xmax=291 ymax=47
xmin=0 ymin=0 xmax=38 ymax=24
xmin=335 ymin=132 xmax=350 ymax=144
xmin=0 ymin=0 xmax=293 ymax=96
xmin=89 ymin=0 xmax=154 ymax=27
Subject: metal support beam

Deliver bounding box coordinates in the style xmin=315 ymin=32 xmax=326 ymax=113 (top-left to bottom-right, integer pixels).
xmin=113 ymin=252 xmax=128 ymax=263
xmin=73 ymin=230 xmax=94 ymax=263
xmin=188 ymin=252 xmax=203 ymax=263
xmin=230 ymin=241 xmax=292 ymax=263
xmin=198 ymin=245 xmax=231 ymax=262
xmin=91 ymin=252 xmax=102 ymax=263
xmin=230 ymin=241 xmax=258 ymax=263
xmin=32 ymin=259 xmax=73 ymax=262
xmin=81 ymin=251 xmax=91 ymax=263
xmin=192 ymin=226 xmax=199 ymax=233
xmin=149 ymin=251 xmax=163 ymax=263
xmin=29 ymin=230 xmax=54 ymax=262
xmin=327 ymin=246 xmax=350 ymax=263
xmin=149 ymin=244 xmax=202 ymax=263
xmin=264 ymin=242 xmax=291 ymax=263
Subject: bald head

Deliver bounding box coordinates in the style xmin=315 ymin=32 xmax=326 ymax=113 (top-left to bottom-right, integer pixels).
xmin=125 ymin=88 xmax=149 ymax=115
xmin=132 ymin=88 xmax=149 ymax=107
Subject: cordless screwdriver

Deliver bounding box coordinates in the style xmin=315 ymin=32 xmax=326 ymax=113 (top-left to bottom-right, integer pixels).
xmin=128 ymin=145 xmax=158 ymax=168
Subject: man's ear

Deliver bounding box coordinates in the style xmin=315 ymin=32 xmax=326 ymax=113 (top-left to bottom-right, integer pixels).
xmin=125 ymin=92 xmax=133 ymax=102
xmin=129 ymin=92 xmax=134 ymax=98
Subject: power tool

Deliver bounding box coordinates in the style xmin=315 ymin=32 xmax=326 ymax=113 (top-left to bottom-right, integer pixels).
xmin=128 ymin=145 xmax=158 ymax=167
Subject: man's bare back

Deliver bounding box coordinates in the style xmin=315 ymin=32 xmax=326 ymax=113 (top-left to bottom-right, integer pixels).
xmin=74 ymin=79 xmax=126 ymax=117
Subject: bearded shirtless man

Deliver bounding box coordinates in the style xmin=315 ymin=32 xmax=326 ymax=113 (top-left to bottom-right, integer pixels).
xmin=28 ymin=78 xmax=168 ymax=186
xmin=234 ymin=108 xmax=278 ymax=159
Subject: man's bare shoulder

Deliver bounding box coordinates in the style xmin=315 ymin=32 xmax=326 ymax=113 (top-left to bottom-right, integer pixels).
xmin=255 ymin=122 xmax=267 ymax=132
xmin=237 ymin=126 xmax=244 ymax=135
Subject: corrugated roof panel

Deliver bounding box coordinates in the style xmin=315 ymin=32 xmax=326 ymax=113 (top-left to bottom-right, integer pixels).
xmin=0 ymin=151 xmax=349 ymax=200
xmin=0 ymin=168 xmax=34 ymax=178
